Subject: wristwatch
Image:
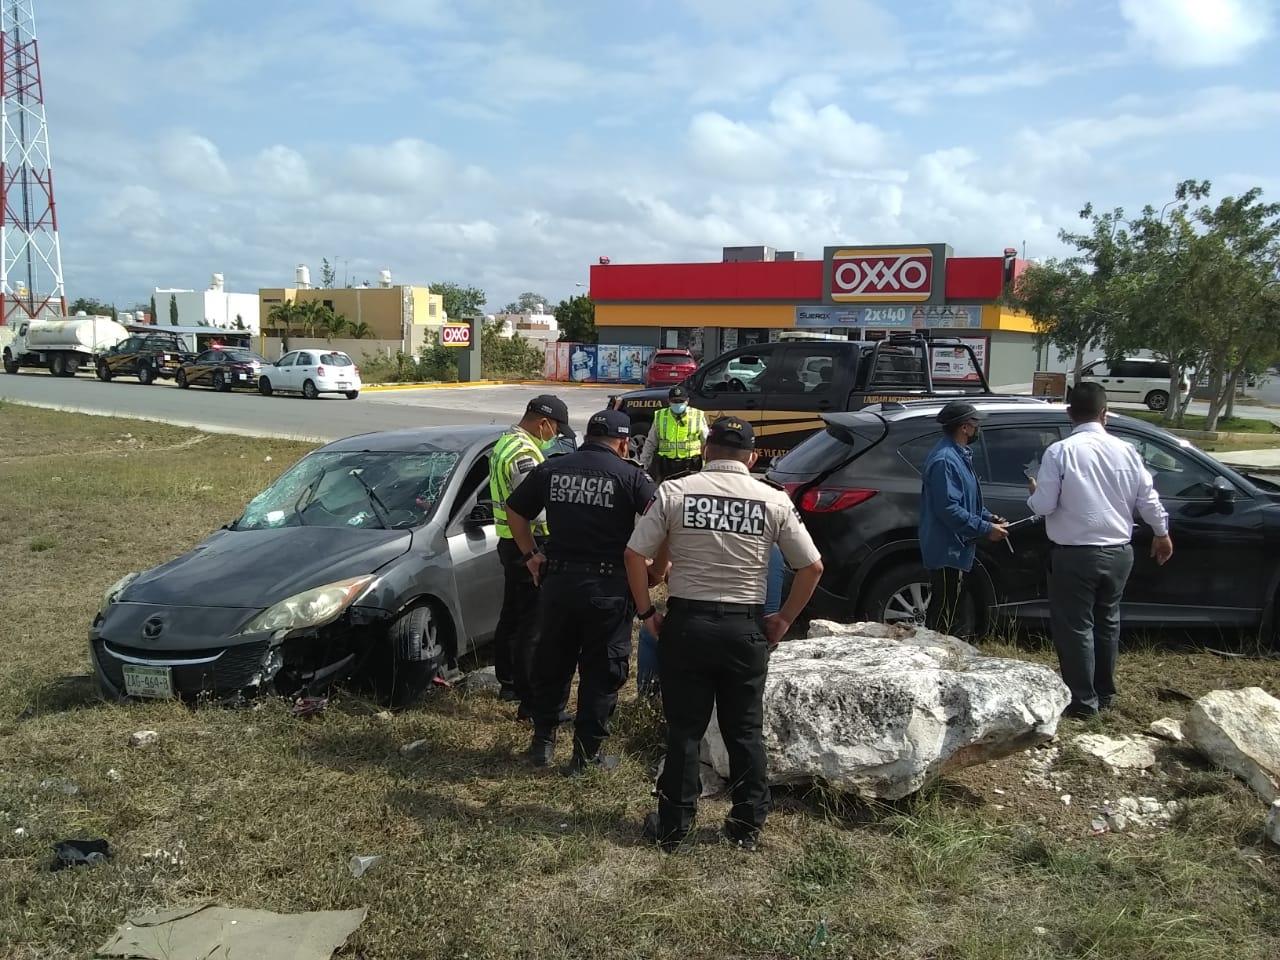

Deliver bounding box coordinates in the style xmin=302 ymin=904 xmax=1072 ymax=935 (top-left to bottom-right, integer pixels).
xmin=520 ymin=548 xmax=541 ymax=563
xmin=636 ymin=606 xmax=657 ymax=621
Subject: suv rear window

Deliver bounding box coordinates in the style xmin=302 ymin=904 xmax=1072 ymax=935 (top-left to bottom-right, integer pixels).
xmin=772 ymin=420 xmax=881 ymax=477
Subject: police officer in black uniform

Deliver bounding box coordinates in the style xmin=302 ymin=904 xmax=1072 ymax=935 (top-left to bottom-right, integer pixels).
xmin=505 ymin=409 xmax=658 ymax=776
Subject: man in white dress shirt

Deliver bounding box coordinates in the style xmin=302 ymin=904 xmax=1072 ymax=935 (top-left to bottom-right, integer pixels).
xmin=1027 ymin=382 xmax=1174 ymax=718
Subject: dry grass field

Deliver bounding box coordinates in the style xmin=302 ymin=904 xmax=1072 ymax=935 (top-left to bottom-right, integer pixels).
xmin=1 ymin=402 xmax=1278 ymax=959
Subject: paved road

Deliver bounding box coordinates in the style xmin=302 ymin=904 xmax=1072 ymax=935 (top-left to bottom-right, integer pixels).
xmin=0 ymin=370 xmax=618 ymax=442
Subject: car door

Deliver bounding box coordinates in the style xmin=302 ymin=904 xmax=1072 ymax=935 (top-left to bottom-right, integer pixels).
xmin=273 ymin=351 xmax=299 ymax=391
xmin=1108 ymin=428 xmax=1268 ymax=626
xmin=110 ymin=338 xmax=139 ymax=375
xmin=293 ymin=350 xmax=318 ymax=392
xmin=753 ymin=343 xmax=846 ymax=462
xmin=192 ymin=350 xmax=218 ymax=386
xmin=687 ymin=343 xmax=784 ymax=448
xmin=970 ymin=420 xmax=1070 ymax=615
xmin=443 ymin=450 xmax=502 ymax=650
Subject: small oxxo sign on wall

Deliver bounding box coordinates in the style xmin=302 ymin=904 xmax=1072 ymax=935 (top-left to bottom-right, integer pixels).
xmin=441 ymin=323 xmax=472 ymax=348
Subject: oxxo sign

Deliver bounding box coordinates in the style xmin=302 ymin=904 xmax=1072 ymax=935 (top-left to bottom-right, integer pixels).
xmin=440 ymin=323 xmax=472 ymax=348
xmin=822 ymin=243 xmax=949 ymax=306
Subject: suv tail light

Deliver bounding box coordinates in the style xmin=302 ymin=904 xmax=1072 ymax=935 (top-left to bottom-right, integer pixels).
xmin=783 ymin=483 xmax=877 ymax=513
xmin=316 ymin=365 xmax=326 ymax=376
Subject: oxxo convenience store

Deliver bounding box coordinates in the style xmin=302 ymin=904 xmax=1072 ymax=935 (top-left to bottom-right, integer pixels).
xmin=588 ymin=243 xmax=1040 ymax=388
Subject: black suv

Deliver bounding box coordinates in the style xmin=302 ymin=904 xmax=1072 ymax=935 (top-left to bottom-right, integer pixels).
xmin=769 ymin=398 xmax=1280 ymax=638
xmin=96 ymin=334 xmax=196 ymax=385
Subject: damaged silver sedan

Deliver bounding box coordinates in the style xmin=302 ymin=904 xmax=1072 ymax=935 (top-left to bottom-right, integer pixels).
xmin=89 ymin=426 xmax=506 ymax=706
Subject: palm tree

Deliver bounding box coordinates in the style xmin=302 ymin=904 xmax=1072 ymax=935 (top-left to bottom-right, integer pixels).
xmin=266 ymin=302 xmax=298 ymax=350
xmin=321 ymin=311 xmax=349 ymax=342
xmin=347 ymin=320 xmax=373 ymax=340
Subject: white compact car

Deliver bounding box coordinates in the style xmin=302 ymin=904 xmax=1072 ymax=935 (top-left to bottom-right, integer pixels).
xmin=1076 ymin=357 xmax=1189 ymax=412
xmin=258 ymin=349 xmax=362 ymax=400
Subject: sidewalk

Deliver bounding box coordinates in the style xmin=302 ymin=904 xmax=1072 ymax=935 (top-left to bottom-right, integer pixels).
xmin=1211 ymin=448 xmax=1280 ymax=473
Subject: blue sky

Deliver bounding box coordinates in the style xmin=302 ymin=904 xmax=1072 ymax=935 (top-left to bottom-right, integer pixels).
xmin=33 ymin=0 xmax=1280 ymax=312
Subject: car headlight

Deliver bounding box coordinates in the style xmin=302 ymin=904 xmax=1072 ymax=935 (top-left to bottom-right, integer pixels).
xmin=237 ymin=575 xmax=376 ymax=635
xmin=100 ymin=573 xmax=139 ymax=614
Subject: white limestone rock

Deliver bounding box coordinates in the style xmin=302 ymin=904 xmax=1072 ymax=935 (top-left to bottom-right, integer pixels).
xmin=1075 ymin=734 xmax=1158 ymax=771
xmin=703 ymin=619 xmax=1070 ymax=800
xmin=1185 ymin=687 xmax=1280 ymax=802
xmin=1265 ymin=800 xmax=1280 ymax=848
xmin=1148 ymin=718 xmax=1184 ymax=742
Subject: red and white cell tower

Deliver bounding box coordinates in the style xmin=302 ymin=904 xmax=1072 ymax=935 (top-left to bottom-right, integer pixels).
xmin=1 ymin=0 xmax=64 ymax=326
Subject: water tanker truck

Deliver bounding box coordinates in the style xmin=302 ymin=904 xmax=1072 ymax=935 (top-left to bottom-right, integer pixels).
xmin=3 ymin=315 xmax=130 ymax=377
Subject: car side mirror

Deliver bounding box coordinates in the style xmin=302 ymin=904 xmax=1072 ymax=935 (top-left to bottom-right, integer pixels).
xmin=464 ymin=500 xmax=495 ymax=531
xmin=1212 ymin=476 xmax=1235 ymax=510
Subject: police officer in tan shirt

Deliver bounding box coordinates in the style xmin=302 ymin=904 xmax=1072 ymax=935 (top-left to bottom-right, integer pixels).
xmin=624 ymin=416 xmax=824 ymax=852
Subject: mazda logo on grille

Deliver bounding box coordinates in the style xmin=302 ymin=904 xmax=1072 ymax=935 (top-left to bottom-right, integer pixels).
xmin=141 ymin=616 xmax=166 ymax=640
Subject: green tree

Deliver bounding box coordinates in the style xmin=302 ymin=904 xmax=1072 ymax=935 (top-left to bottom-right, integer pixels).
xmin=321 ymin=258 xmax=337 ymax=289
xmin=501 ymin=291 xmax=548 ymax=314
xmin=555 ymin=294 xmax=597 ymax=343
xmin=266 ymin=301 xmax=299 ymax=350
xmin=168 ymin=294 xmax=179 ymax=326
xmin=233 ymin=314 xmax=246 ymax=331
xmin=149 ymin=294 xmax=157 ymax=325
xmin=481 ymin=321 xmax=545 ymax=379
xmin=347 ymin=320 xmax=373 ymax=339
xmin=68 ymin=297 xmax=116 ymax=320
xmin=429 ymin=281 xmax=486 ymax=320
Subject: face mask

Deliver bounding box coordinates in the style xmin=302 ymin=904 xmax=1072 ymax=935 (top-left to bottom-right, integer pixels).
xmin=670 ymin=403 xmax=687 ymax=415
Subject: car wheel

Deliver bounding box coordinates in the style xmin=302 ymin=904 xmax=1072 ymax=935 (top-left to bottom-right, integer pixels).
xmin=302 ymin=379 xmax=319 ymax=400
xmin=176 ymin=369 xmax=189 ymax=389
xmin=213 ymin=370 xmax=228 ymax=392
xmin=1145 ymin=390 xmax=1169 ymax=412
xmin=138 ymin=364 xmax=155 ymax=385
xmin=345 ymin=390 xmax=359 ymax=400
xmin=372 ymin=604 xmax=448 ymax=707
xmin=861 ymin=562 xmax=978 ymax=636
xmin=97 ymin=361 xmax=112 ymax=382
xmin=258 ymin=377 xmax=273 ymax=397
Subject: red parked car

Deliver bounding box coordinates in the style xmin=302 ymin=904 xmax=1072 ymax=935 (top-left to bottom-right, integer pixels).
xmin=645 ymin=349 xmax=698 ymax=387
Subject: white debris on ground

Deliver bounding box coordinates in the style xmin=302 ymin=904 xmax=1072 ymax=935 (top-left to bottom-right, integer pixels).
xmin=1023 ymin=745 xmax=1062 ymax=791
xmin=1074 ymin=733 xmax=1159 ymax=772
xmin=128 ymin=730 xmax=160 ymax=748
xmin=1148 ymin=718 xmax=1185 ymax=742
xmin=1090 ymin=796 xmax=1183 ymax=834
xmin=143 ymin=840 xmax=188 ymax=867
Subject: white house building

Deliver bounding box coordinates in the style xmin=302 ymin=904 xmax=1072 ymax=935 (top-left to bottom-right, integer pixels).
xmin=154 ymin=274 xmax=261 ymax=333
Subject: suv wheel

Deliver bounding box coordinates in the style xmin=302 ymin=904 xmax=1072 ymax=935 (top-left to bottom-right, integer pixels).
xmin=1145 ymin=390 xmax=1170 ymax=412
xmin=213 ymin=370 xmax=228 ymax=392
xmin=860 ymin=561 xmax=977 ymax=636
xmin=137 ymin=364 xmax=155 ymax=385
xmin=97 ymin=361 xmax=113 ymax=382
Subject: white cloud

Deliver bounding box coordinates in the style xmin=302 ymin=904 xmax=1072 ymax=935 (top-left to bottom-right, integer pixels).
xmin=1119 ymin=0 xmax=1273 ymax=67
xmin=688 ymin=112 xmax=789 ymax=179
xmin=948 ymin=0 xmax=1037 ymax=35
xmin=156 ymin=133 xmax=232 ymax=193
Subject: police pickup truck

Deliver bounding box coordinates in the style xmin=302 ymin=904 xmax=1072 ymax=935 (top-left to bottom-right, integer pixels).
xmin=609 ymin=334 xmax=997 ymax=465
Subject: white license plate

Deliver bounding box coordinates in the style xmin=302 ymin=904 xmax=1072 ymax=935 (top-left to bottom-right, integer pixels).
xmin=238 ymin=372 xmax=247 ymax=380
xmin=337 ymin=382 xmax=350 ymax=388
xmin=122 ymin=664 xmax=174 ymax=699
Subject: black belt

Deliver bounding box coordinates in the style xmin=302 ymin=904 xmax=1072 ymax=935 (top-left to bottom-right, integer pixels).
xmin=545 ymin=559 xmax=622 ymax=576
xmin=1052 ymin=543 xmax=1131 ymax=550
xmin=668 ymin=597 xmax=764 ymax=617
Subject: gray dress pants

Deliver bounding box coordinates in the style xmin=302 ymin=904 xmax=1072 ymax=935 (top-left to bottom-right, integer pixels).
xmin=1048 ymin=544 xmax=1134 ymax=711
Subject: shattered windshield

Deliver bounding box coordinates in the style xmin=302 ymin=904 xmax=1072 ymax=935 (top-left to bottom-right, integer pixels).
xmin=235 ymin=450 xmax=460 ymax=531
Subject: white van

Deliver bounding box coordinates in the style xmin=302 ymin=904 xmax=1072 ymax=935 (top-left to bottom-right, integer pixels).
xmin=1077 ymin=357 xmax=1189 ymax=411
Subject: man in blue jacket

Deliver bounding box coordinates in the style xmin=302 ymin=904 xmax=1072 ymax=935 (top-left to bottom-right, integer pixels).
xmin=920 ymin=401 xmax=1008 ymax=635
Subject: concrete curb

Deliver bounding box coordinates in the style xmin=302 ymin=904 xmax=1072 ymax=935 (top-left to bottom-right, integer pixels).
xmin=1 ymin=398 xmax=328 ymax=444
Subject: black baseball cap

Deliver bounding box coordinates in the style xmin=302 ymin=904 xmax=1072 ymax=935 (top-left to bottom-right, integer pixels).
xmin=526 ymin=395 xmax=575 ymax=439
xmin=707 ymin=416 xmax=754 ymax=450
xmin=668 ymin=385 xmax=689 ymax=401
xmin=586 ymin=409 xmax=631 ymax=438
xmin=936 ymin=400 xmax=985 ymax=428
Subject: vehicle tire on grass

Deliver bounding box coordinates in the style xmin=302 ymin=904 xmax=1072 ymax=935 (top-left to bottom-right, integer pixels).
xmin=860 ymin=561 xmax=979 ymax=636
xmin=345 ymin=390 xmax=359 ymax=400
xmin=97 ymin=361 xmax=112 ymax=382
xmin=302 ymin=378 xmax=319 ymax=400
xmin=213 ymin=370 xmax=228 ymax=392
xmin=371 ymin=604 xmax=447 ymax=707
xmin=1145 ymin=390 xmax=1170 ymax=412
xmin=258 ymin=377 xmax=273 ymax=397
xmin=138 ymin=364 xmax=155 ymax=385
xmin=176 ymin=369 xmax=189 ymax=389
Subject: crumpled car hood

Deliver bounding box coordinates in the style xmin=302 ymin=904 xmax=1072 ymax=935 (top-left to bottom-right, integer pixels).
xmin=120 ymin=526 xmax=413 ymax=609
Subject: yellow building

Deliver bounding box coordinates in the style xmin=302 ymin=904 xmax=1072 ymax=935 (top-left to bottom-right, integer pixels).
xmin=258 ymin=283 xmax=445 ymax=345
